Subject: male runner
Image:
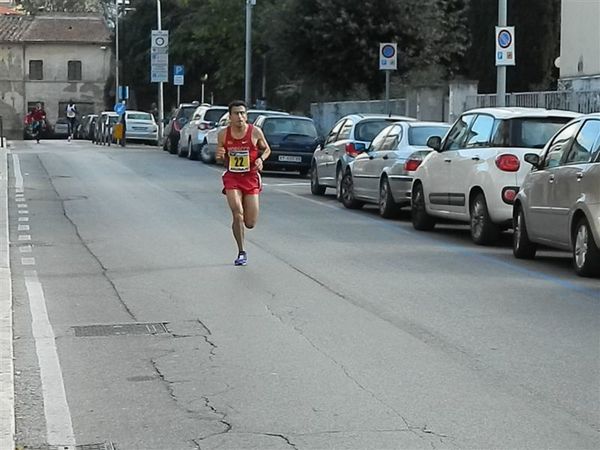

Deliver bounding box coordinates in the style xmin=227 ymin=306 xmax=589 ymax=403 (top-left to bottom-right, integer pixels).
xmin=216 ymin=100 xmax=271 ymax=266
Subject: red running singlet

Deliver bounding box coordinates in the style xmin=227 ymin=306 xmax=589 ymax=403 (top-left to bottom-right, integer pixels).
xmin=222 ymin=124 xmax=262 ymax=195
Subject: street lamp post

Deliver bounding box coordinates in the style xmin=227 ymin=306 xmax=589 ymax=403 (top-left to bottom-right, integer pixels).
xmin=245 ymin=0 xmax=256 ymax=105
xmin=157 ymin=0 xmax=164 ymax=140
xmin=201 ymin=73 xmax=208 ymax=104
xmin=497 ymin=0 xmax=507 ymax=107
xmin=115 ymin=0 xmax=119 ymax=103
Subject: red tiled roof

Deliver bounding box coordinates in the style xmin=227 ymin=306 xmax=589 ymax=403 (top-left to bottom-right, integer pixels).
xmin=0 ymin=14 xmax=111 ymax=44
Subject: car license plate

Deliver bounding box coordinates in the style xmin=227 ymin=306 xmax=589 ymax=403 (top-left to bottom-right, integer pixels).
xmin=278 ymin=155 xmax=302 ymax=162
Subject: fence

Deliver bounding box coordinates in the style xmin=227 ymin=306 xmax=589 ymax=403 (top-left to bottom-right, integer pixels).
xmin=310 ymin=99 xmax=409 ymax=136
xmin=466 ymin=90 xmax=600 ymax=114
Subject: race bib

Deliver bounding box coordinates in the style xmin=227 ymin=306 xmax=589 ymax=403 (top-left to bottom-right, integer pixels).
xmin=228 ymin=149 xmax=250 ymax=172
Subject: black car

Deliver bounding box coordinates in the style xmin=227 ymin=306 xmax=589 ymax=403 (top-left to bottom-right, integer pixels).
xmin=254 ymin=115 xmax=321 ymax=176
xmin=163 ymin=102 xmax=199 ymax=154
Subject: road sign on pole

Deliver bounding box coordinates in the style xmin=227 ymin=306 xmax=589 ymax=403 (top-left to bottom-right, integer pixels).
xmin=173 ymin=65 xmax=184 ymax=86
xmin=379 ymin=43 xmax=397 ymax=70
xmin=151 ymin=30 xmax=169 ymax=83
xmin=495 ymin=26 xmax=515 ymax=66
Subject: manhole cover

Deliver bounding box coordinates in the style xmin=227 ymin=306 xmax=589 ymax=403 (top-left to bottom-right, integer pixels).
xmin=73 ymin=322 xmax=169 ymax=337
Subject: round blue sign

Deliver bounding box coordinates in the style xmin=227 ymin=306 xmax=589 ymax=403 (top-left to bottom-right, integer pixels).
xmin=381 ymin=44 xmax=396 ymax=58
xmin=114 ymin=103 xmax=126 ymax=115
xmin=498 ymin=30 xmax=512 ymax=48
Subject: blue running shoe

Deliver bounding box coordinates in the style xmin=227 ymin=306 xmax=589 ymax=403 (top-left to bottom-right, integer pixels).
xmin=234 ymin=251 xmax=247 ymax=266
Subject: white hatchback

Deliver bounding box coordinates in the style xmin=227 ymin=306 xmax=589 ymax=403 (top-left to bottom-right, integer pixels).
xmin=411 ymin=107 xmax=581 ymax=244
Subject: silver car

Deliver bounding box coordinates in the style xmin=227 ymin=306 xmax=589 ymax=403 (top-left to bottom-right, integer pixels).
xmin=178 ymin=104 xmax=228 ymax=160
xmin=124 ymin=111 xmax=158 ymax=145
xmin=311 ymin=114 xmax=416 ymax=200
xmin=513 ymin=113 xmax=600 ymax=277
xmin=340 ymin=121 xmax=450 ymax=217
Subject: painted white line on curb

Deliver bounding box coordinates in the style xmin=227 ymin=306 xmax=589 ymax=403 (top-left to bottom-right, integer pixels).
xmin=18 ymin=217 xmax=28 ymax=222
xmin=19 ymin=245 xmax=32 ymax=253
xmin=18 ymin=235 xmax=31 ymax=241
xmin=17 ymin=203 xmax=26 ymax=209
xmin=18 ymin=225 xmax=30 ymax=231
xmin=18 ymin=210 xmax=28 ymax=215
xmin=12 ymin=154 xmax=23 ymax=193
xmin=21 ymin=258 xmax=35 ymax=266
xmin=25 ymin=270 xmax=76 ymax=446
xmin=0 ymin=148 xmax=14 ymax=450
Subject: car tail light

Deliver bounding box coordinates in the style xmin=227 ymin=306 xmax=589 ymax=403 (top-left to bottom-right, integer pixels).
xmin=345 ymin=143 xmax=360 ymax=157
xmin=173 ymin=120 xmax=181 ymax=132
xmin=404 ymin=157 xmax=423 ymax=172
xmin=502 ymin=186 xmax=519 ymax=204
xmin=495 ymin=154 xmax=520 ymax=172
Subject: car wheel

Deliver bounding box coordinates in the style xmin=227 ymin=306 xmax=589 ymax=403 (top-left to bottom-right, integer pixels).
xmin=470 ymin=193 xmax=500 ymax=245
xmin=200 ymin=142 xmax=213 ymax=164
xmin=188 ymin=140 xmax=198 ymax=160
xmin=379 ymin=177 xmax=400 ymax=219
xmin=177 ymin=139 xmax=186 ymax=157
xmin=411 ymin=183 xmax=435 ymax=230
xmin=513 ymin=206 xmax=537 ymax=259
xmin=335 ymin=167 xmax=343 ymax=202
xmin=573 ymin=218 xmax=600 ymax=277
xmin=341 ymin=171 xmax=363 ymax=209
xmin=310 ymin=163 xmax=326 ymax=196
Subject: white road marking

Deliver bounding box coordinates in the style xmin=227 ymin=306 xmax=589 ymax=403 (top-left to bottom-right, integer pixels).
xmin=18 ymin=225 xmax=30 ymax=231
xmin=18 ymin=235 xmax=31 ymax=241
xmin=21 ymin=258 xmax=35 ymax=266
xmin=25 ymin=270 xmax=75 ymax=446
xmin=263 ymin=182 xmax=310 ymax=187
xmin=19 ymin=245 xmax=32 ymax=253
xmin=273 ymin=188 xmax=342 ymax=211
xmin=0 ymin=148 xmax=14 ymax=449
xmin=15 ymin=198 xmax=24 ymax=203
xmin=17 ymin=203 xmax=27 ymax=209
xmin=12 ymin=154 xmax=23 ymax=193
xmin=18 ymin=217 xmax=28 ymax=222
xmin=18 ymin=210 xmax=28 ymax=215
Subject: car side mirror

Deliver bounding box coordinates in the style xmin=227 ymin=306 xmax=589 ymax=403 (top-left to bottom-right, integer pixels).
xmin=427 ymin=136 xmax=442 ymax=152
xmin=524 ymin=153 xmax=540 ymax=167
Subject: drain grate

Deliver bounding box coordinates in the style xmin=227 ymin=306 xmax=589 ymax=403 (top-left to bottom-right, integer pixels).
xmin=18 ymin=443 xmax=116 ymax=450
xmin=73 ymin=322 xmax=169 ymax=337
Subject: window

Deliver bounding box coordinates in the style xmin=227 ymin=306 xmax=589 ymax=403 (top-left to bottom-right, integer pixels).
xmin=491 ymin=118 xmax=572 ymax=149
xmin=67 ymin=61 xmax=82 ymax=81
xmin=464 ymin=115 xmax=494 ymax=148
xmin=337 ymin=120 xmax=353 ymax=140
xmin=380 ymin=124 xmax=402 ymax=151
xmin=445 ymin=114 xmax=475 ymax=150
xmin=541 ymin=122 xmax=579 ymax=169
xmin=408 ymin=126 xmax=449 ymax=146
xmin=29 ymin=60 xmax=43 ymax=80
xmin=354 ymin=119 xmax=394 ymax=142
xmin=369 ymin=127 xmax=389 ymax=150
xmin=325 ymin=120 xmax=345 ymax=144
xmin=565 ymin=120 xmax=600 ymax=164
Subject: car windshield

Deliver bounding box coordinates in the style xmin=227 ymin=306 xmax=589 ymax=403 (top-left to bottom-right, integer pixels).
xmin=108 ymin=116 xmax=119 ymax=124
xmin=179 ymin=107 xmax=196 ymax=120
xmin=262 ymin=118 xmax=317 ymax=137
xmin=128 ymin=113 xmax=153 ymax=121
xmin=408 ymin=126 xmax=450 ymax=146
xmin=247 ymin=111 xmax=286 ymax=124
xmin=205 ymin=109 xmax=227 ymax=122
xmin=355 ymin=120 xmax=396 ymax=142
xmin=491 ymin=118 xmax=573 ymax=148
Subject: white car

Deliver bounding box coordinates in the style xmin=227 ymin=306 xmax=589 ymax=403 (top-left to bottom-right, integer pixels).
xmin=124 ymin=110 xmax=158 ymax=145
xmin=411 ymin=107 xmax=581 ymax=244
xmin=177 ymin=104 xmax=228 ymax=160
xmin=340 ymin=121 xmax=450 ymax=217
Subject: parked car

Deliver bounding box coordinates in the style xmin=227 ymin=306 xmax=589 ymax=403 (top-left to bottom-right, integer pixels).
xmin=76 ymin=114 xmax=97 ymax=140
xmin=411 ymin=107 xmax=581 ymax=244
xmin=163 ymin=102 xmax=199 ymax=154
xmin=53 ymin=118 xmax=71 ymax=139
xmin=311 ymin=114 xmax=416 ymax=200
xmin=178 ymin=104 xmax=228 ymax=160
xmin=253 ymin=115 xmax=321 ymax=176
xmin=513 ymin=113 xmax=600 ymax=276
xmin=94 ymin=111 xmax=119 ymax=146
xmin=123 ymin=110 xmax=158 ymax=146
xmin=202 ymin=109 xmax=290 ymax=164
xmin=339 ymin=121 xmax=450 ymax=217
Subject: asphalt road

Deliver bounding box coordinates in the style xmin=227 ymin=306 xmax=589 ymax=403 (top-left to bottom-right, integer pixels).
xmin=4 ymin=139 xmax=599 ymax=450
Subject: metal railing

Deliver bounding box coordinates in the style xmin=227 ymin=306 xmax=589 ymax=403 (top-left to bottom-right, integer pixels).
xmin=466 ymin=90 xmax=600 ymax=114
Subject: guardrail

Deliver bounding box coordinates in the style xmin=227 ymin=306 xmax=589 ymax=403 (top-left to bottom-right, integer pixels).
xmin=466 ymin=90 xmax=600 ymax=114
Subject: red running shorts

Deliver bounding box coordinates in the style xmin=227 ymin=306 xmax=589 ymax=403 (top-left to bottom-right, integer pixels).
xmin=222 ymin=171 xmax=262 ymax=195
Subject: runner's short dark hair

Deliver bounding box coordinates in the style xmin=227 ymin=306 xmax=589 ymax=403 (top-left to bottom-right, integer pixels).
xmin=228 ymin=100 xmax=247 ymax=113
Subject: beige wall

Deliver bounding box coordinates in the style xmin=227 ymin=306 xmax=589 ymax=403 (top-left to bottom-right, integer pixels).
xmin=560 ymin=0 xmax=600 ymax=87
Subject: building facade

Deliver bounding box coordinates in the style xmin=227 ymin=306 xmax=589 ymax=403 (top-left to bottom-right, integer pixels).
xmin=0 ymin=13 xmax=111 ymax=138
xmin=559 ymin=0 xmax=600 ymax=90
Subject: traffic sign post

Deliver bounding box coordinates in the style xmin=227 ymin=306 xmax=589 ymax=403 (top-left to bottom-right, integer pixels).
xmin=114 ymin=102 xmax=126 ymax=115
xmin=173 ymin=65 xmax=184 ymax=105
xmin=495 ymin=26 xmax=515 ymax=66
xmin=151 ymin=30 xmax=169 ymax=83
xmin=379 ymin=43 xmax=397 ymax=114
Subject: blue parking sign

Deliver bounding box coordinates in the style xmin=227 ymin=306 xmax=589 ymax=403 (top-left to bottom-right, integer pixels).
xmin=174 ymin=65 xmax=184 ymax=76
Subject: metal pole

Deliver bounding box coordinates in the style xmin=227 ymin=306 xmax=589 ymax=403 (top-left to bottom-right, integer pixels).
xmin=115 ymin=0 xmax=119 ymax=103
xmin=201 ymin=82 xmax=205 ymax=104
xmin=497 ymin=0 xmax=507 ymax=107
xmin=177 ymin=86 xmax=180 ymax=106
xmin=244 ymin=0 xmax=253 ymax=105
xmin=157 ymin=0 xmax=164 ymax=141
xmin=385 ymin=71 xmax=390 ymax=115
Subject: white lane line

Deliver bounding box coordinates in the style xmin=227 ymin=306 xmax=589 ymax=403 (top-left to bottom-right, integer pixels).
xmin=21 ymin=258 xmax=35 ymax=266
xmin=18 ymin=210 xmax=28 ymax=215
xmin=17 ymin=203 xmax=27 ymax=209
xmin=15 ymin=198 xmax=24 ymax=203
xmin=19 ymin=245 xmax=32 ymax=253
xmin=25 ymin=270 xmax=75 ymax=446
xmin=0 ymin=148 xmax=14 ymax=449
xmin=18 ymin=235 xmax=31 ymax=241
xmin=18 ymin=225 xmax=30 ymax=231
xmin=18 ymin=217 xmax=28 ymax=222
xmin=264 ymin=182 xmax=310 ymax=187
xmin=273 ymin=188 xmax=342 ymax=211
xmin=12 ymin=154 xmax=23 ymax=193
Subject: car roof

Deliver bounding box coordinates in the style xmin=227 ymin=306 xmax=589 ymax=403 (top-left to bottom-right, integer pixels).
xmin=463 ymin=107 xmax=581 ymax=119
xmin=341 ymin=114 xmax=417 ymax=122
xmin=248 ymin=109 xmax=289 ymax=115
xmin=405 ymin=121 xmax=450 ymax=128
xmin=261 ymin=115 xmax=314 ymax=121
xmin=125 ymin=110 xmax=152 ymax=116
xmin=100 ymin=111 xmax=118 ymax=116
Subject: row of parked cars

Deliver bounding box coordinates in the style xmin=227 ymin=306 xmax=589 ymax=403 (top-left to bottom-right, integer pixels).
xmin=75 ymin=110 xmax=159 ymax=146
xmin=309 ymin=108 xmax=599 ymax=277
xmin=161 ymin=102 xmax=321 ymax=175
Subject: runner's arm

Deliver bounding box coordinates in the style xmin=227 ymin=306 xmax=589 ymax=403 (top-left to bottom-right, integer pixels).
xmin=215 ymin=129 xmax=227 ymax=162
xmin=255 ymin=127 xmax=271 ymax=161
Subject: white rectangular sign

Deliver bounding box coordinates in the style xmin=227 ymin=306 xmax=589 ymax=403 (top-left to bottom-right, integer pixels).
xmin=379 ymin=43 xmax=397 ymax=70
xmin=495 ymin=26 xmax=515 ymax=66
xmin=150 ymin=30 xmax=169 ymax=83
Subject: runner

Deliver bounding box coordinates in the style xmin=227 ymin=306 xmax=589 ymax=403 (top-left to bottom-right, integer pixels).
xmin=31 ymin=103 xmax=47 ymax=144
xmin=65 ymin=100 xmax=78 ymax=142
xmin=216 ymin=100 xmax=271 ymax=266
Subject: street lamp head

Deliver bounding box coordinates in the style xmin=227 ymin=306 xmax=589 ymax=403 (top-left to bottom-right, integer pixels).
xmin=201 ymin=74 xmax=209 ymax=82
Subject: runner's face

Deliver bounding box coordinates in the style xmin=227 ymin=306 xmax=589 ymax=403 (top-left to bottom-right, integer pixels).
xmin=230 ymin=107 xmax=247 ymax=127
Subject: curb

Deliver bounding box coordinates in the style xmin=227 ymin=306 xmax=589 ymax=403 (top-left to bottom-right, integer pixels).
xmin=0 ymin=145 xmax=15 ymax=449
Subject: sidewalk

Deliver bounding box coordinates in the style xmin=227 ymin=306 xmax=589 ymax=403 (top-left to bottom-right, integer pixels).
xmin=0 ymin=143 xmax=15 ymax=449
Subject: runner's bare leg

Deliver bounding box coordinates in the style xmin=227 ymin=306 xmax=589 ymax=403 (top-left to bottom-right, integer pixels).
xmin=226 ymin=189 xmax=245 ymax=252
xmin=242 ymin=194 xmax=259 ymax=229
